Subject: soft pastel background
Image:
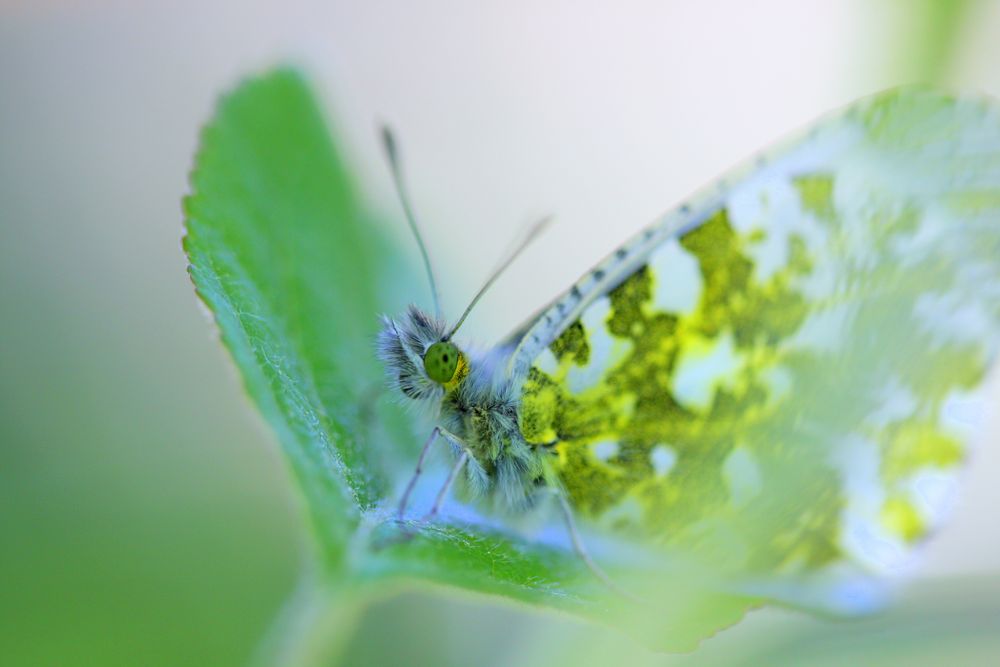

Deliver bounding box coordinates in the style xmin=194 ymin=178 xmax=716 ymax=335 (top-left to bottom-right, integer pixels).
xmin=2 ymin=2 xmax=999 ymax=665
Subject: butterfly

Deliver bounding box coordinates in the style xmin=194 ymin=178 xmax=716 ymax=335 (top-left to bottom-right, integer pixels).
xmin=377 ymin=88 xmax=1000 ymax=611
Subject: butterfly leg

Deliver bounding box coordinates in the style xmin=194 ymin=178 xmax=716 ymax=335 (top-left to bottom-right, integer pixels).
xmin=397 ymin=426 xmax=441 ymax=521
xmin=422 ymin=449 xmax=469 ymax=521
xmin=556 ymin=491 xmax=639 ymax=602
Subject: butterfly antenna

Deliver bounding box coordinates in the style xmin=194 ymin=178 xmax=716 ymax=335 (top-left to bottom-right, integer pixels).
xmin=381 ymin=125 xmax=443 ymax=320
xmin=446 ymin=215 xmax=552 ymax=340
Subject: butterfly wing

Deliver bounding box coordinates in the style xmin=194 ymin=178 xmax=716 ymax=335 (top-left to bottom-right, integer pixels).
xmin=511 ymin=88 xmax=1000 ymax=612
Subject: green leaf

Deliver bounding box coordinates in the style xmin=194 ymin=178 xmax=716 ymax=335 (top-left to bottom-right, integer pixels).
xmin=184 ymin=69 xmax=754 ymax=657
xmin=184 ymin=69 xmax=388 ymax=568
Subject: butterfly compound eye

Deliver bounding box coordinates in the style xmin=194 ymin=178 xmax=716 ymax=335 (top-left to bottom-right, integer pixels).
xmin=423 ymin=341 xmax=460 ymax=384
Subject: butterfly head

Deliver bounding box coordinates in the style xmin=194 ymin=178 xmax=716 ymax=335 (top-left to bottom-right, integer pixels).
xmin=376 ymin=126 xmax=539 ymax=403
xmin=378 ymin=305 xmax=468 ymax=404
xmin=423 ymin=340 xmax=462 ymax=384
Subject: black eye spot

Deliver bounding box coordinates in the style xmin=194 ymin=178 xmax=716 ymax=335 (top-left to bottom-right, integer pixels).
xmin=424 ymin=341 xmax=460 ymax=383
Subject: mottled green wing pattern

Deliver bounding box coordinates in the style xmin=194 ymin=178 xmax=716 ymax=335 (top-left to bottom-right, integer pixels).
xmin=516 ymin=89 xmax=1000 ymax=611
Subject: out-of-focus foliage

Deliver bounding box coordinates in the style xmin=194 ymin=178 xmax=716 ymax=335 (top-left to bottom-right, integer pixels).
xmin=337 ymin=578 xmax=1000 ymax=667
xmin=891 ymin=0 xmax=976 ymax=83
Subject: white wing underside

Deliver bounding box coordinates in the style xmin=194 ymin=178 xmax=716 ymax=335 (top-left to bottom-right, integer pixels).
xmin=505 ymin=88 xmax=1000 ymax=614
xmin=506 ymin=107 xmax=859 ymax=378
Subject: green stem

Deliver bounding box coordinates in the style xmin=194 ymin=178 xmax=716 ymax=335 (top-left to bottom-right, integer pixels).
xmin=895 ymin=0 xmax=976 ymax=84
xmin=248 ymin=574 xmax=363 ymax=667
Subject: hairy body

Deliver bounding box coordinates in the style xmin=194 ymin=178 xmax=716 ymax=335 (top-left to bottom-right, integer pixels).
xmin=378 ymin=306 xmax=548 ymax=514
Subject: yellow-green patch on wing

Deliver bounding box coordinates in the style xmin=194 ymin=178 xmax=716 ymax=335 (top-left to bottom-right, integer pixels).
xmin=518 ymin=88 xmax=1000 ymax=613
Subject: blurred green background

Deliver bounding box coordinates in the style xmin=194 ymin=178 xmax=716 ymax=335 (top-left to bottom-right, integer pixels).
xmin=2 ymin=2 xmax=999 ymax=665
